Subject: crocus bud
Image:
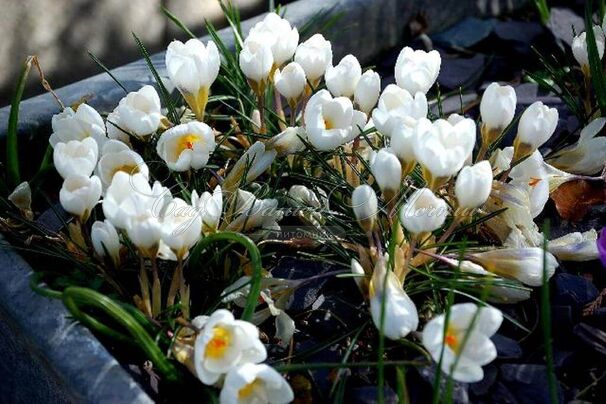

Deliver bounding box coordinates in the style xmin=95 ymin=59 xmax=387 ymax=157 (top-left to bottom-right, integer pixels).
xmin=59 ymin=175 xmax=102 ymax=222
xmin=370 ymin=149 xmax=402 ymax=198
xmin=369 ymin=256 xmax=419 ymax=340
xmin=53 ymin=137 xmax=99 ymax=180
xmin=399 ymin=188 xmax=448 ymax=235
xmin=351 ymin=258 xmax=368 ymax=295
xmin=294 ymin=34 xmax=333 ymax=83
xmin=114 ymin=85 xmax=163 ymax=138
xmin=288 ymin=185 xmax=321 ymax=209
xmin=413 ymin=118 xmax=476 ymax=189
xmin=156 ymin=121 xmax=216 ymax=172
xmin=372 ymin=84 xmax=427 ymax=138
xmin=193 ymin=309 xmax=267 ymax=385
xmin=548 ymin=117 xmax=606 ymax=175
xmin=274 ymin=62 xmax=306 ymax=104
xmin=91 ymin=220 xmax=121 ymax=267
xmin=514 ymin=101 xmax=558 ymax=161
xmin=480 ymin=82 xmax=517 ymax=139
xmin=468 ymin=247 xmax=558 ymax=287
xmin=325 ymin=54 xmax=362 ymax=98
xmin=354 ymin=69 xmax=381 ymax=114
xmin=352 ymin=184 xmax=378 ymax=232
xmin=239 ymin=38 xmax=274 ymax=93
xmin=422 ymin=303 xmax=502 ymax=383
xmin=548 ymin=229 xmax=599 ymax=262
xmin=390 ymin=125 xmax=417 ymax=175
xmin=246 ymin=12 xmax=299 ymax=67
xmin=191 ymin=185 xmax=222 ymax=235
xmin=394 ymin=47 xmax=441 ymax=95
xmin=166 ymin=39 xmax=220 ymax=121
xmin=220 ymin=363 xmax=294 ymax=403
xmin=8 ymin=182 xmax=32 ymax=214
xmin=161 ymin=198 xmax=202 ymax=259
xmin=49 ymin=104 xmax=107 ymax=147
xmin=455 ymin=161 xmax=493 ymax=210
xmin=222 ymin=142 xmax=277 ymax=192
xmin=572 ymin=26 xmax=605 ymax=75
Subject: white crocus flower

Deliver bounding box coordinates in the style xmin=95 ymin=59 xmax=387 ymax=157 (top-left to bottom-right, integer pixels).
xmin=274 ymin=62 xmax=306 ymax=105
xmin=294 ymin=34 xmax=333 ymax=84
xmin=49 ymin=104 xmax=107 ymax=147
xmin=191 ymin=185 xmax=223 ymax=235
xmin=325 ymin=54 xmax=362 ymax=98
xmin=91 ymin=220 xmax=121 ymax=267
xmin=548 ymin=229 xmax=599 ymax=262
xmin=572 ymin=26 xmax=605 ymax=75
xmin=105 ymin=110 xmax=130 ymax=144
xmin=59 ymin=175 xmax=102 ymax=222
xmin=226 ymin=190 xmax=283 ymax=232
xmin=239 ymin=38 xmax=274 ymax=93
xmin=193 ymin=309 xmax=267 ymax=385
xmin=113 ymin=85 xmax=163 ymax=138
xmin=509 ymin=150 xmax=550 ymax=218
xmin=455 ymin=161 xmax=493 ymax=209
xmin=266 ymin=126 xmax=306 ymax=156
xmin=370 ymin=149 xmax=402 ymax=197
xmin=394 ymin=47 xmax=441 ymax=95
xmin=354 ymin=70 xmax=381 ymax=114
xmin=304 ymin=89 xmax=367 ymax=151
xmin=223 ymin=141 xmax=277 ymax=191
xmin=165 ymin=38 xmax=220 ymax=120
xmin=156 ymin=121 xmax=215 ymax=172
xmin=548 ymin=117 xmax=606 ymax=175
xmin=369 ymin=256 xmax=419 ymax=340
xmin=390 ymin=124 xmax=417 ymax=175
xmin=422 ymin=303 xmax=502 ymax=383
xmin=469 ymin=247 xmax=558 ymax=287
xmin=96 ymin=140 xmax=148 ymax=188
xmin=161 ymin=198 xmax=202 ymax=259
xmin=246 ymin=12 xmax=299 ymax=67
xmin=53 ymin=137 xmax=99 ymax=179
xmin=480 ymin=82 xmax=517 ymax=134
xmin=102 ymin=172 xmax=171 ymax=230
xmin=288 ymin=185 xmax=321 ymax=208
xmin=399 ymin=188 xmax=448 ymax=235
xmin=220 ymin=363 xmax=294 ymax=404
xmin=514 ymin=101 xmax=558 ymax=160
xmin=371 ymin=84 xmax=428 ymax=138
xmin=413 ymin=118 xmax=476 ymax=187
xmin=352 ymin=184 xmax=378 ymax=232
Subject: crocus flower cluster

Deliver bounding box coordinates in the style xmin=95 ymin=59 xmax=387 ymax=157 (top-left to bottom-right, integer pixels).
xmin=12 ymin=8 xmax=602 ymax=397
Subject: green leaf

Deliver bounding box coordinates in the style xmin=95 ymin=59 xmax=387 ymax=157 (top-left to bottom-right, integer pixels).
xmin=586 ymin=0 xmax=606 ymax=115
xmin=161 ymin=6 xmax=196 ymax=39
xmin=88 ymin=51 xmax=128 ymax=93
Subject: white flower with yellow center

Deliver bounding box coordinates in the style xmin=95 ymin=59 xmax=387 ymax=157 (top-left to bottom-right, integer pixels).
xmin=246 ymin=12 xmax=299 ymax=67
xmin=53 ymin=137 xmax=99 ymax=180
xmin=422 ymin=303 xmax=502 ymax=383
xmin=156 ymin=122 xmax=216 ymax=172
xmin=304 ymin=89 xmax=367 ymax=151
xmin=96 ymin=140 xmax=148 ymax=188
xmin=49 ymin=104 xmax=107 ymax=147
xmin=220 ymin=363 xmax=294 ymax=404
xmin=193 ymin=309 xmax=267 ymax=385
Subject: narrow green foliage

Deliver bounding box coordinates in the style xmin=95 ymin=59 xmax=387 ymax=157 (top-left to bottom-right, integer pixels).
xmin=586 ymin=0 xmax=606 ymax=115
xmin=161 ymin=6 xmax=196 ymax=39
xmin=533 ymin=0 xmax=551 ymax=25
xmin=88 ymin=51 xmax=128 ymax=93
xmin=132 ymin=32 xmax=180 ymax=124
xmin=6 ymin=57 xmax=35 ymax=189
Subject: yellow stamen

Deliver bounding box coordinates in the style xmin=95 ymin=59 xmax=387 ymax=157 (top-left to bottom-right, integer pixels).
xmin=324 ymin=118 xmax=334 ymax=130
xmin=205 ymin=326 xmax=231 ymax=359
xmin=111 ymin=164 xmax=139 ymax=177
xmin=444 ymin=326 xmax=460 ymax=353
xmin=176 ymin=134 xmax=202 ymax=156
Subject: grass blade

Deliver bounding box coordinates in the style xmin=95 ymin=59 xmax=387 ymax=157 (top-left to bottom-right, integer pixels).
xmin=132 ymin=32 xmax=180 ymax=124
xmin=88 ymin=51 xmax=128 ymax=93
xmin=161 ymin=6 xmax=196 ymax=39
xmin=586 ymin=0 xmax=606 ymax=116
